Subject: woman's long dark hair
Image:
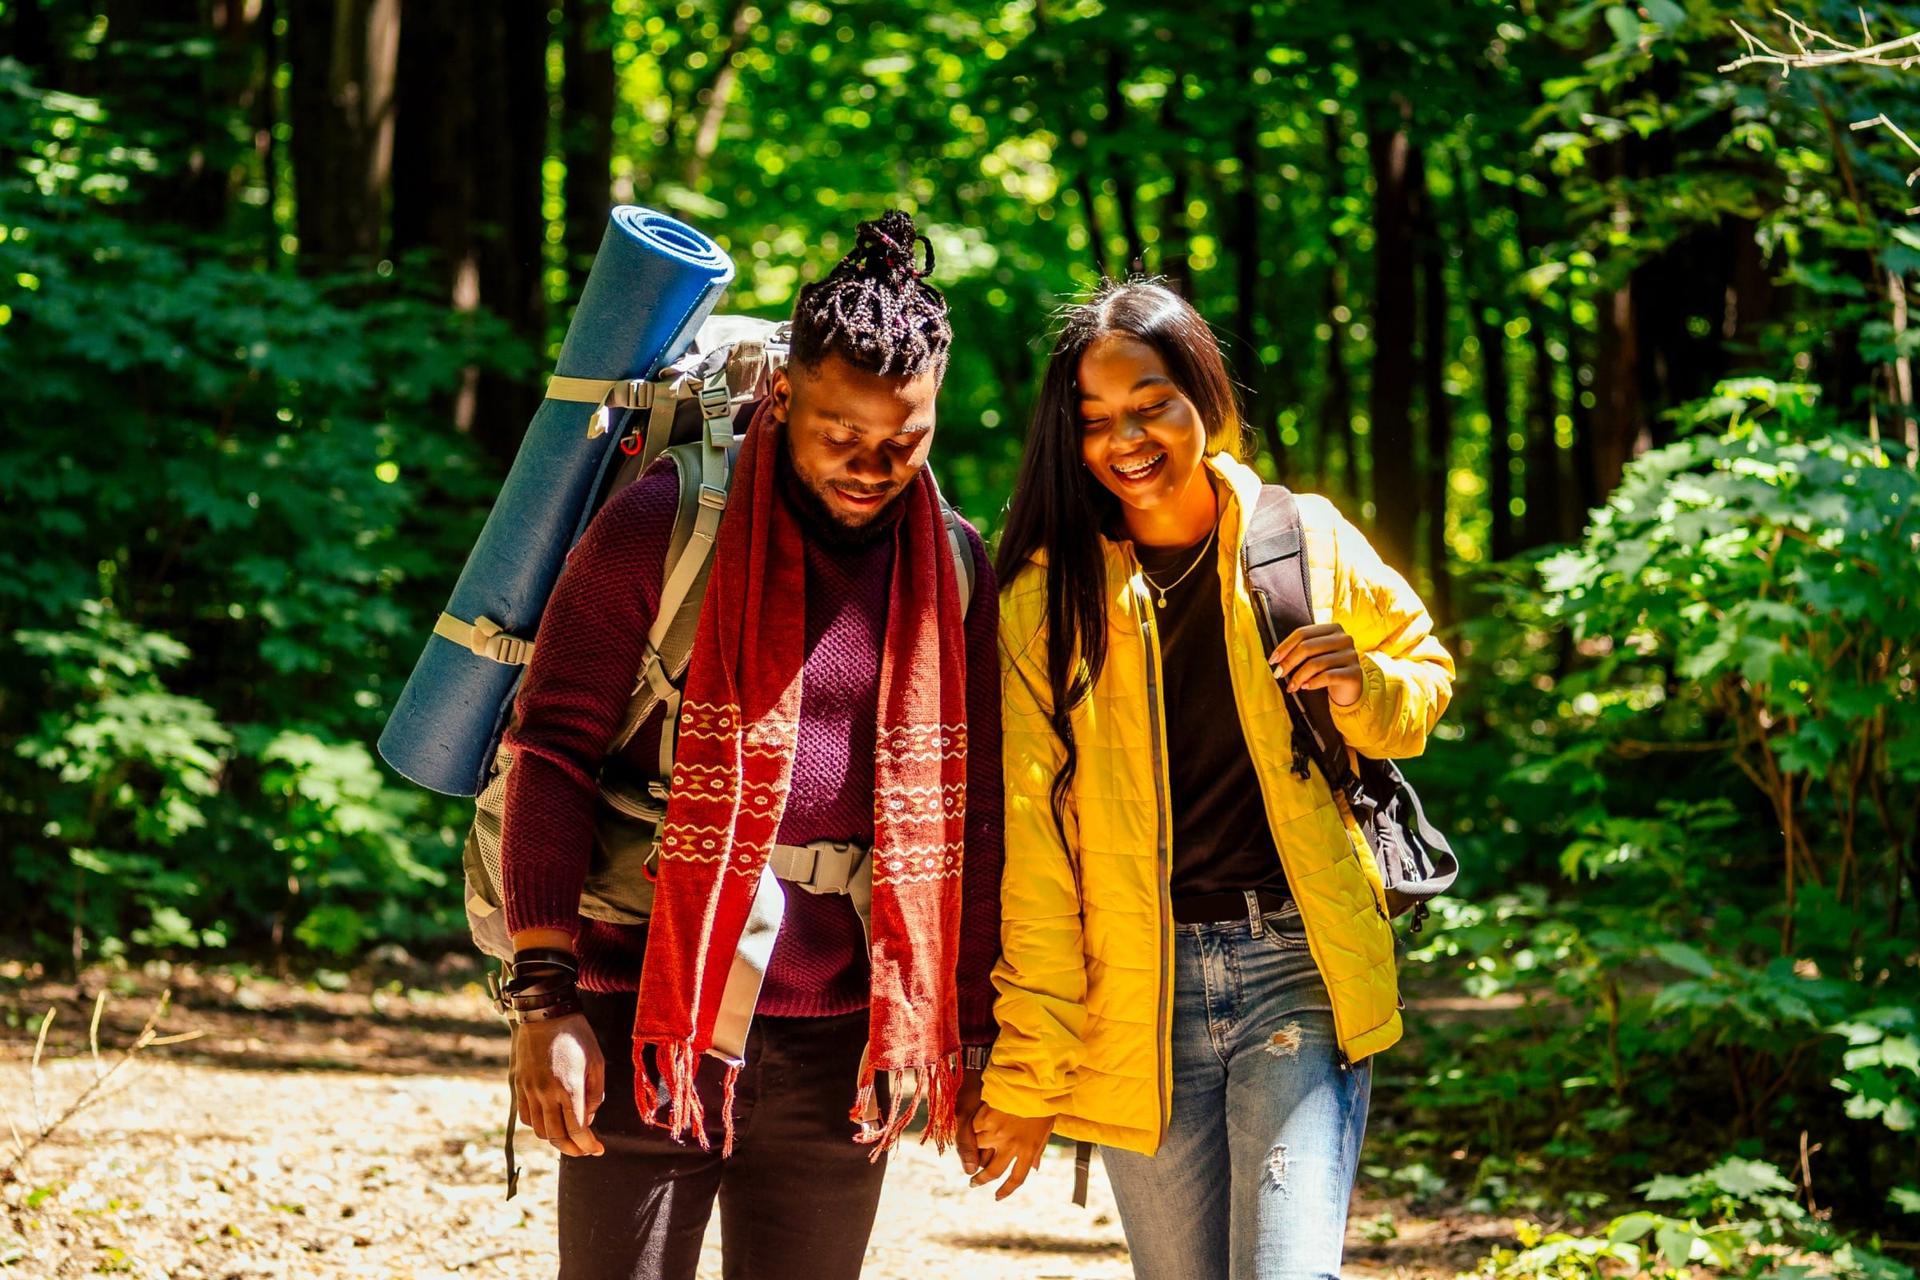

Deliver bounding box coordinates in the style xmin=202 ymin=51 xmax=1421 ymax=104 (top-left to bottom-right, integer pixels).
xmin=995 ymin=280 xmax=1246 ymax=844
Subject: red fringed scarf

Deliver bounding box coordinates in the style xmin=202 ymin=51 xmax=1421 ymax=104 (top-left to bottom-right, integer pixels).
xmin=632 ymin=397 xmax=968 ymax=1157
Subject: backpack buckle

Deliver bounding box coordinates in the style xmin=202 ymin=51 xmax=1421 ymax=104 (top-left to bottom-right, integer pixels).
xmin=697 ymin=380 xmax=733 ymax=446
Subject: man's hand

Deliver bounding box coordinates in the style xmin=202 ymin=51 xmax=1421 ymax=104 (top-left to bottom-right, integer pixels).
xmin=512 ymin=1012 xmax=606 ymax=1157
xmin=955 ymin=1067 xmax=989 ymax=1175
xmin=969 ymin=1103 xmax=1055 ymax=1200
xmin=1270 ymin=623 xmax=1365 ymax=707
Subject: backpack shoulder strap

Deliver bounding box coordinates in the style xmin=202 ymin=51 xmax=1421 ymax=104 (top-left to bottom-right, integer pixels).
xmin=940 ymin=500 xmax=977 ymax=620
xmin=604 ymin=435 xmax=731 ymax=772
xmin=1242 ymin=486 xmax=1354 ymax=791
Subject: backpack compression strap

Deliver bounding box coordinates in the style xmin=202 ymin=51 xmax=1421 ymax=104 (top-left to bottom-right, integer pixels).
xmin=1241 ymin=486 xmax=1356 ymax=795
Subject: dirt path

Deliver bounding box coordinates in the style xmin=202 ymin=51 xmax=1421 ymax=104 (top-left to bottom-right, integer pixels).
xmin=0 ymin=970 xmax=1510 ymax=1278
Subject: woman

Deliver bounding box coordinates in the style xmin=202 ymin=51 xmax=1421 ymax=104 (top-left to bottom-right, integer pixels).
xmin=970 ymin=281 xmax=1453 ymax=1280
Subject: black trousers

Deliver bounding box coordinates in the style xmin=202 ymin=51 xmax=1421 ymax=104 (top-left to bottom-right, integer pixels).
xmin=557 ymin=991 xmax=888 ymax=1280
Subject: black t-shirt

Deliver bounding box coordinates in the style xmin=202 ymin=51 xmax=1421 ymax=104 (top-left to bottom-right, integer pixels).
xmin=1135 ymin=531 xmax=1289 ymax=902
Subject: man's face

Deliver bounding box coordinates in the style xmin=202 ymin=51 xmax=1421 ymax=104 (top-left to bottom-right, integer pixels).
xmin=771 ymin=353 xmax=940 ymax=529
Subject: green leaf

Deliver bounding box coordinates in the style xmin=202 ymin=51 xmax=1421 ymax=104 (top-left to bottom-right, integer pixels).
xmin=1653 ymin=942 xmax=1716 ymax=978
xmin=1656 ymin=1222 xmax=1697 ymax=1266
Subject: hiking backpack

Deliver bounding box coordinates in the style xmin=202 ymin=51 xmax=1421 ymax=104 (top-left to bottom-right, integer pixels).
xmin=1241 ymin=486 xmax=1458 ymax=930
xmin=458 ymin=315 xmax=977 ymax=960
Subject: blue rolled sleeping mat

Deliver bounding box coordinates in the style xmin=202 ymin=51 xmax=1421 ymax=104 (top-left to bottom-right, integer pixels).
xmin=378 ymin=207 xmax=735 ymax=796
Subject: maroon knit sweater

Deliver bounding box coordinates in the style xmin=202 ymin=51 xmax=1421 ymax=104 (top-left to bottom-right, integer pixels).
xmin=499 ymin=453 xmax=1003 ymax=1045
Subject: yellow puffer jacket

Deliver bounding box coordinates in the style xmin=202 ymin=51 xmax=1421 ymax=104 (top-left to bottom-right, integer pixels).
xmin=982 ymin=453 xmax=1455 ymax=1155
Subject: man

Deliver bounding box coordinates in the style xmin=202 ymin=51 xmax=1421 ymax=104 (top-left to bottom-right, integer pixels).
xmin=497 ymin=210 xmax=1002 ymax=1279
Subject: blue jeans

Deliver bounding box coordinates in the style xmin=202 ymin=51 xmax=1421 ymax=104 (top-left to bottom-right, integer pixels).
xmin=1100 ymin=894 xmax=1371 ymax=1280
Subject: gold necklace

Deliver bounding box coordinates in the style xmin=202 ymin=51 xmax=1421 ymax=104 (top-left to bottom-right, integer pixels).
xmin=1140 ymin=523 xmax=1218 ymax=609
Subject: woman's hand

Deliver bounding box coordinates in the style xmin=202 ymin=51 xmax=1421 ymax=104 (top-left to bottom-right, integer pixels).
xmin=969 ymin=1103 xmax=1056 ymax=1200
xmin=512 ymin=1012 xmax=606 ymax=1157
xmin=1270 ymin=623 xmax=1365 ymax=707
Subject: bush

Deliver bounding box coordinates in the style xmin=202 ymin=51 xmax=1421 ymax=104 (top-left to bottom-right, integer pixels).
xmin=1397 ymin=381 xmax=1920 ymax=1226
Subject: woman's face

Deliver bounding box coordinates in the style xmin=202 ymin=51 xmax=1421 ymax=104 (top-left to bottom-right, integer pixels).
xmin=1076 ymin=332 xmax=1211 ymax=527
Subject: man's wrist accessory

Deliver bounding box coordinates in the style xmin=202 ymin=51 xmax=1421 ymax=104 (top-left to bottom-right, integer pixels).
xmin=500 ymin=948 xmax=582 ymax=1024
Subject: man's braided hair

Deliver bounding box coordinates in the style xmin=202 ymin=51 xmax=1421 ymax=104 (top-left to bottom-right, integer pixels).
xmin=789 ymin=210 xmax=951 ymax=379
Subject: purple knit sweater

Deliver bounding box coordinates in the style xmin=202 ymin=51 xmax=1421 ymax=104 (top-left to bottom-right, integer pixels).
xmin=498 ymin=455 xmax=1003 ymax=1044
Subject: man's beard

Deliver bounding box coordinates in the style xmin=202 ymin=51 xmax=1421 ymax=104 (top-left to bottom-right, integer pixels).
xmin=778 ymin=445 xmax=909 ymax=550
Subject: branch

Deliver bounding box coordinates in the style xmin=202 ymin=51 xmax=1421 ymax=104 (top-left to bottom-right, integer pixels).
xmin=1721 ymin=12 xmax=1920 ymax=73
xmin=1853 ymin=114 xmax=1920 ymax=210
xmin=1 ymin=991 xmax=204 ymax=1184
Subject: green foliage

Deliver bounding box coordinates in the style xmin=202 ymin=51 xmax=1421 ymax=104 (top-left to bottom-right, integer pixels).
xmin=0 ymin=59 xmax=493 ymax=966
xmin=1471 ymin=1158 xmax=1916 ymax=1280
xmin=1402 ymin=380 xmax=1920 ymax=1230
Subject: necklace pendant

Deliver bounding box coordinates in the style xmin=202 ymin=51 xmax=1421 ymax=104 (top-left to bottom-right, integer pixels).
xmin=1156 ymin=593 xmax=1167 ymax=609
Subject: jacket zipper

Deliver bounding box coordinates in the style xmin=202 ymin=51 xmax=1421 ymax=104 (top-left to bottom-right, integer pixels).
xmin=1129 ymin=550 xmax=1176 ymax=1148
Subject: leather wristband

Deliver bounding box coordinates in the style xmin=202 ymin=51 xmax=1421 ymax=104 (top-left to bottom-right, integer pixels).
xmin=504 ymin=986 xmax=579 ymax=1012
xmin=507 ymin=996 xmax=584 ymax=1025
xmin=502 ymin=970 xmax=576 ymax=999
xmin=510 ymin=947 xmax=578 ymax=975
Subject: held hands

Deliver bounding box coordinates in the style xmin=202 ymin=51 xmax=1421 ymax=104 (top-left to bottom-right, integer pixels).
xmin=968 ymin=1103 xmax=1055 ymax=1200
xmin=1269 ymin=623 xmax=1365 ymax=708
xmin=955 ymin=1067 xmax=988 ymax=1176
xmin=512 ymin=1012 xmax=606 ymax=1157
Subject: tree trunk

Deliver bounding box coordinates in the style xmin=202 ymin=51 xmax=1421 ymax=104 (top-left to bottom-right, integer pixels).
xmin=255 ymin=0 xmax=281 ymax=264
xmin=1228 ymin=11 xmax=1280 ymax=473
xmin=683 ymin=0 xmax=758 ymax=188
xmin=560 ymin=0 xmax=615 ymax=313
xmin=467 ymin=2 xmax=549 ymax=465
xmin=1453 ymin=152 xmax=1514 ymax=561
xmin=1565 ymin=316 xmax=1598 ymax=536
xmin=287 ymin=0 xmax=400 ymax=267
xmin=1508 ymin=184 xmax=1568 ymax=550
xmin=1322 ymin=114 xmax=1359 ymax=503
xmin=1365 ymin=87 xmax=1419 ymax=569
xmin=1414 ymin=146 xmax=1452 ymax=621
xmin=1103 ymin=48 xmax=1144 ymax=273
xmin=101 ymin=0 xmax=246 ymax=232
xmin=1590 ymin=263 xmax=1640 ymax=500
xmin=392 ymin=0 xmax=548 ymax=468
xmin=1073 ymin=162 xmax=1109 ymax=276
xmin=1159 ymin=88 xmax=1192 ymax=295
xmin=392 ymin=0 xmax=474 ymax=298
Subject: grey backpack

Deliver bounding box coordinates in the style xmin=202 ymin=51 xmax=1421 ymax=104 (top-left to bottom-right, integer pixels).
xmin=460 ymin=316 xmax=976 ymax=959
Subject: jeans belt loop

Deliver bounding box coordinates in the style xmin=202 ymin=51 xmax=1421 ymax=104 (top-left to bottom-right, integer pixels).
xmin=1243 ymin=889 xmax=1264 ymax=937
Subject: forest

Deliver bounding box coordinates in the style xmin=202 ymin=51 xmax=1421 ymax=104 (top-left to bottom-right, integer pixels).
xmin=1 ymin=0 xmax=1917 ymax=1275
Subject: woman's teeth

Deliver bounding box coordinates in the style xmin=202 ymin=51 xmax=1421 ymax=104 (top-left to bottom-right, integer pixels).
xmin=1113 ymin=452 xmax=1167 ymax=481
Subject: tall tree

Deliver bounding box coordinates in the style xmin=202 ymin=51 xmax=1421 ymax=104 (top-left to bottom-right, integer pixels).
xmin=1229 ymin=7 xmax=1283 ymax=471
xmin=1455 ymin=154 xmax=1515 ymax=561
xmin=287 ymin=0 xmax=400 ymax=267
xmin=1414 ymin=145 xmax=1452 ymax=619
xmin=391 ymin=0 xmax=548 ymax=467
xmin=560 ymin=0 xmax=615 ymax=313
xmin=1590 ymin=261 xmax=1640 ymax=500
xmin=682 ymin=0 xmax=758 ymax=188
xmin=1365 ymin=80 xmax=1419 ymax=568
xmin=1103 ymin=47 xmax=1145 ymax=273
xmin=1321 ymin=112 xmax=1360 ymax=503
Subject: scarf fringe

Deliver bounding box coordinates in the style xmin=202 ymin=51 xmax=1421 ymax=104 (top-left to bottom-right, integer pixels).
xmin=850 ymin=1054 xmax=959 ymax=1162
xmin=636 ymin=1039 xmax=730 ymax=1154
xmin=720 ymin=1060 xmax=741 ymax=1158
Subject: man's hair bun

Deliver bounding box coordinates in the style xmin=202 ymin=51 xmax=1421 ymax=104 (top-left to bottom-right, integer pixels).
xmin=790 ymin=209 xmax=951 ymax=379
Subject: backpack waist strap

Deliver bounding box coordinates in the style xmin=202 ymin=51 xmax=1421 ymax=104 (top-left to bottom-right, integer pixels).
xmin=767 ymin=839 xmax=868 ymax=896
